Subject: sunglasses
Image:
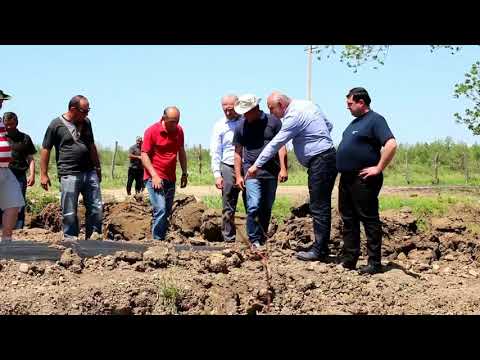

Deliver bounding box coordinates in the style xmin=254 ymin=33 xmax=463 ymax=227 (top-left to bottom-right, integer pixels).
xmin=76 ymin=107 xmax=91 ymax=114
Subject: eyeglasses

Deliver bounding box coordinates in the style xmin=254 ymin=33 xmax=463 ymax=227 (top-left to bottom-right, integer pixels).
xmin=76 ymin=107 xmax=91 ymax=114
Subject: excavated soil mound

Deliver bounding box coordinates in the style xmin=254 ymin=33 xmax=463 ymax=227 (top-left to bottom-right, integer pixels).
xmin=103 ymin=200 xmax=151 ymax=241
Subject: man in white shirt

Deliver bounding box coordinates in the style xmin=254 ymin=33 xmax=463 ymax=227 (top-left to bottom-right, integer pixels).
xmin=210 ymin=94 xmax=245 ymax=242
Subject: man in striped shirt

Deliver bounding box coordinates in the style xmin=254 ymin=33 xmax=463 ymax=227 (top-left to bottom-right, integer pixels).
xmin=0 ymin=90 xmax=25 ymax=243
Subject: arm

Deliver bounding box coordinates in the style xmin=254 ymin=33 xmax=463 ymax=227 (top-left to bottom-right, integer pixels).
xmin=247 ymin=114 xmax=301 ymax=178
xmin=178 ymin=145 xmax=188 ymax=188
xmin=234 ymin=144 xmax=245 ymax=190
xmin=26 ymin=155 xmax=35 ymax=187
xmin=89 ymin=143 xmax=102 ymax=182
xmin=128 ymin=153 xmax=142 ymax=160
xmin=359 ymin=138 xmax=398 ymax=179
xmin=278 ymin=145 xmax=288 ymax=183
xmin=40 ymin=148 xmax=51 ymax=191
xmin=141 ymin=152 xmax=163 ymax=190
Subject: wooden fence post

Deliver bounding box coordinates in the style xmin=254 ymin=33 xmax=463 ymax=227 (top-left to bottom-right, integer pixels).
xmin=111 ymin=141 xmax=118 ymax=179
xmin=463 ymin=152 xmax=469 ymax=184
xmin=405 ymin=150 xmax=411 ymax=184
xmin=433 ymin=152 xmax=439 ymax=185
xmin=198 ymin=144 xmax=202 ymax=175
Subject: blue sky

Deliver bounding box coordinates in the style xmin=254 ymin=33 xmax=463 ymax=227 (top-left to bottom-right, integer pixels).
xmin=1 ymin=45 xmax=479 ymax=150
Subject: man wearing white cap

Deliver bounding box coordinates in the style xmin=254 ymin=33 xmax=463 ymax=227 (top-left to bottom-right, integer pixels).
xmin=0 ymin=89 xmax=25 ymax=244
xmin=233 ymin=94 xmax=288 ymax=248
xmin=246 ymin=92 xmax=337 ymax=261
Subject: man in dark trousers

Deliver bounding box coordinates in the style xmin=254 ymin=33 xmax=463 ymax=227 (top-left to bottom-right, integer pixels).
xmin=1 ymin=112 xmax=37 ymax=229
xmin=336 ymin=87 xmax=397 ymax=274
xmin=126 ymin=136 xmax=144 ymax=196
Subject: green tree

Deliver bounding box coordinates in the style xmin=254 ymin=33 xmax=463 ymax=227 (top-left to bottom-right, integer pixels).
xmin=313 ymin=45 xmax=480 ymax=135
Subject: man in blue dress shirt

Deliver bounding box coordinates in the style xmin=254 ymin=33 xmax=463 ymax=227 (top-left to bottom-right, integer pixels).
xmin=246 ymin=91 xmax=338 ymax=261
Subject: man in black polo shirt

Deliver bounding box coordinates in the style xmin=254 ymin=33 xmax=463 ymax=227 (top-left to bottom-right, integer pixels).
xmin=40 ymin=95 xmax=103 ymax=241
xmin=2 ymin=112 xmax=37 ymax=229
xmin=336 ymin=87 xmax=397 ymax=274
xmin=126 ymin=136 xmax=144 ymax=196
xmin=233 ymin=94 xmax=288 ymax=248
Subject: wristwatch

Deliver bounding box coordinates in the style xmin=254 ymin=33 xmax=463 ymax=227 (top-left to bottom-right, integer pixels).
xmin=181 ymin=173 xmax=188 ymax=177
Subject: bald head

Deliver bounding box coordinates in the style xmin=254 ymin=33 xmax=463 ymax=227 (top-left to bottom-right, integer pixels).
xmin=163 ymin=106 xmax=180 ymax=120
xmin=267 ymin=91 xmax=291 ymax=119
xmin=221 ymin=94 xmax=239 ymax=120
xmin=162 ymin=106 xmax=180 ymax=133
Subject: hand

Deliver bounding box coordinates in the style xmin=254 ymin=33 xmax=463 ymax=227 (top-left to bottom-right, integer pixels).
xmin=96 ymin=168 xmax=102 ymax=183
xmin=40 ymin=174 xmax=51 ymax=191
xmin=152 ymin=174 xmax=163 ymax=190
xmin=215 ymin=176 xmax=224 ymax=190
xmin=180 ymin=174 xmax=188 ymax=188
xmin=278 ymin=169 xmax=288 ymax=183
xmin=359 ymin=166 xmax=381 ymax=179
xmin=235 ymin=176 xmax=245 ymax=191
xmin=27 ymin=174 xmax=35 ymax=187
xmin=246 ymin=165 xmax=258 ymax=179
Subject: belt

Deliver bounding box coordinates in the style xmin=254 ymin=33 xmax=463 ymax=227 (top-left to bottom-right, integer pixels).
xmin=307 ymin=147 xmax=336 ymax=167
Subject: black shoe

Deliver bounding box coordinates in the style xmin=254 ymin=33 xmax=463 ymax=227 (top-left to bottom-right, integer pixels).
xmin=296 ymin=249 xmax=328 ymax=262
xmin=358 ymin=263 xmax=382 ymax=275
xmin=340 ymin=261 xmax=357 ymax=270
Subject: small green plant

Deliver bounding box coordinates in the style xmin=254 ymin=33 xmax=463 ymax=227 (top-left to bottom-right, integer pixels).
xmin=25 ymin=189 xmax=59 ymax=215
xmin=157 ymin=279 xmax=183 ymax=314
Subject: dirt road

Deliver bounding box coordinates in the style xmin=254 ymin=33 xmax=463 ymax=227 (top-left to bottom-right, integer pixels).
xmin=102 ymin=184 xmax=480 ymax=204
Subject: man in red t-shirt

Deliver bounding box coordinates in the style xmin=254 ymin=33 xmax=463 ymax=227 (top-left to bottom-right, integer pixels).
xmin=141 ymin=106 xmax=188 ymax=240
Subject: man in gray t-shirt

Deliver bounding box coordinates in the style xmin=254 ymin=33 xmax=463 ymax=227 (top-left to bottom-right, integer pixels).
xmin=126 ymin=136 xmax=144 ymax=195
xmin=40 ymin=95 xmax=103 ymax=240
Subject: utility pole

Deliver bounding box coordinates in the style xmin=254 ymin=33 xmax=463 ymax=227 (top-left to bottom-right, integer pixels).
xmin=305 ymin=45 xmax=318 ymax=101
xmin=306 ymin=45 xmax=313 ymax=101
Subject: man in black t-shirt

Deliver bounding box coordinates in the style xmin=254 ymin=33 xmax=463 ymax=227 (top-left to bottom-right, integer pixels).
xmin=1 ymin=112 xmax=37 ymax=229
xmin=40 ymin=95 xmax=103 ymax=241
xmin=126 ymin=136 xmax=144 ymax=196
xmin=336 ymin=87 xmax=397 ymax=274
xmin=233 ymin=94 xmax=288 ymax=248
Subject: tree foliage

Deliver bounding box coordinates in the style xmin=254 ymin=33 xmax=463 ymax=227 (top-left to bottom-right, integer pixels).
xmin=454 ymin=61 xmax=480 ymax=135
xmin=313 ymin=45 xmax=480 ymax=136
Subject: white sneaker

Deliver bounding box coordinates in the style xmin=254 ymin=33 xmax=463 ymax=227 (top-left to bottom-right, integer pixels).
xmin=251 ymin=241 xmax=262 ymax=249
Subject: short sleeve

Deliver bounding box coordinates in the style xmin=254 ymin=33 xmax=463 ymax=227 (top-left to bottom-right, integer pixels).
xmin=372 ymin=115 xmax=394 ymax=146
xmin=42 ymin=121 xmax=56 ymax=150
xmin=177 ymin=126 xmax=184 ymax=148
xmin=85 ymin=120 xmax=95 ymax=145
xmin=26 ymin=135 xmax=37 ymax=155
xmin=142 ymin=127 xmax=153 ymax=155
xmin=232 ymin=123 xmax=243 ymax=147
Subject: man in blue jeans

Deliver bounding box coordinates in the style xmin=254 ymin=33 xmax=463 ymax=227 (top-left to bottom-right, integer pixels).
xmin=233 ymin=94 xmax=288 ymax=248
xmin=246 ymin=92 xmax=337 ymax=261
xmin=141 ymin=106 xmax=188 ymax=240
xmin=40 ymin=95 xmax=103 ymax=240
